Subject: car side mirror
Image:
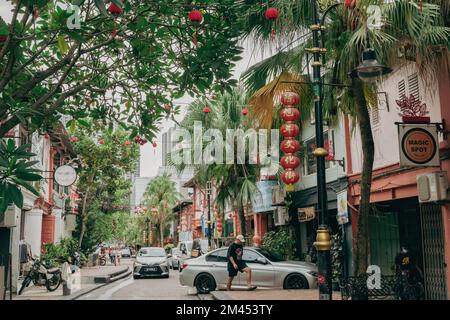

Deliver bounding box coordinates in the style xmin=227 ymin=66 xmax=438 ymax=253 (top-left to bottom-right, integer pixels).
xmin=167 ymin=254 xmax=172 ymax=258
xmin=256 ymin=257 xmax=268 ymax=265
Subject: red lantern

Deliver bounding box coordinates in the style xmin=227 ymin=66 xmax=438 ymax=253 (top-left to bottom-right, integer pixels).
xmin=108 ymin=3 xmax=122 ymax=38
xmin=98 ymin=139 xmax=105 ymax=145
xmin=140 ymin=138 xmax=148 ymax=145
xmin=281 ymin=139 xmax=300 ymax=154
xmin=281 ymin=92 xmax=300 ymax=106
xmin=265 ymin=8 xmax=279 ymax=20
xmin=71 ymin=137 xmax=79 ymax=143
xmin=152 ymin=142 xmax=157 ymax=148
xmin=188 ymin=9 xmax=203 ymax=23
xmin=344 ymin=0 xmax=357 ymax=9
xmin=165 ymin=104 xmax=171 ymax=111
xmin=124 ymin=140 xmax=131 ymax=146
xmin=203 ymin=106 xmax=211 ymax=114
xmin=241 ymin=108 xmax=248 ymax=116
xmin=281 ymin=155 xmax=301 ymax=170
xmin=134 ymin=136 xmax=141 ymax=144
xmin=108 ymin=3 xmax=122 ymax=16
xmin=280 ymin=123 xmax=300 ymax=138
xmin=281 ymin=107 xmax=300 ymax=122
xmin=282 ymin=169 xmax=300 ymax=185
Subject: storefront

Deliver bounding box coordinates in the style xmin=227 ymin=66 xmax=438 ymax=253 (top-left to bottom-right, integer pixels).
xmin=348 ymin=164 xmax=448 ymax=299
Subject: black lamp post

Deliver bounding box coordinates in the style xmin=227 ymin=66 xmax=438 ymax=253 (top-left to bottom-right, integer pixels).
xmin=206 ymin=181 xmax=212 ymax=251
xmin=308 ymin=1 xmax=392 ymax=301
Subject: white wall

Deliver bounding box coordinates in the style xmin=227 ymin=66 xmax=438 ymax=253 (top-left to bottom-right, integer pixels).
xmin=24 ymin=209 xmax=43 ymax=258
xmin=297 ymin=111 xmax=347 ymax=190
xmin=350 ymin=62 xmax=442 ymax=173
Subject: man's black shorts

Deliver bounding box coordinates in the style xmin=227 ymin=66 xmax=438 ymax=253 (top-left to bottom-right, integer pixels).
xmin=227 ymin=261 xmax=248 ymax=277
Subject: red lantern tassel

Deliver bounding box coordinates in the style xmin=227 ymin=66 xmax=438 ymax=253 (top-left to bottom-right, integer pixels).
xmin=112 ymin=17 xmax=117 ymax=38
xmin=271 ymin=28 xmax=276 ymax=41
xmin=193 ymin=30 xmax=197 ymax=48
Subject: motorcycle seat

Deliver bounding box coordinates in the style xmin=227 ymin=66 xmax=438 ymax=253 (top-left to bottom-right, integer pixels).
xmin=47 ymin=268 xmax=60 ymax=273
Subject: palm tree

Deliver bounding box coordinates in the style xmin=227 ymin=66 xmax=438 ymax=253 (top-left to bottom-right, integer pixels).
xmin=143 ymin=174 xmax=180 ymax=247
xmin=169 ymin=88 xmax=271 ymax=238
xmin=240 ymin=0 xmax=449 ymax=274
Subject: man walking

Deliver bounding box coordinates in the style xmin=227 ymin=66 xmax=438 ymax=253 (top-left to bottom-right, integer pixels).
xmin=226 ymin=235 xmax=257 ymax=291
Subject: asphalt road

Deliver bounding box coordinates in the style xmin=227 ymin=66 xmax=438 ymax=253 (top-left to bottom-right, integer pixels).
xmin=77 ymin=259 xmax=206 ymax=300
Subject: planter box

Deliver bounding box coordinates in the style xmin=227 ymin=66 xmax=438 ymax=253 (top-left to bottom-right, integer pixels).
xmin=401 ymin=116 xmax=431 ymax=123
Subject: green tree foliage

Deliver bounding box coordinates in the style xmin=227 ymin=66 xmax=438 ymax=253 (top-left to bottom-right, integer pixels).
xmin=0 ymin=139 xmax=42 ymax=212
xmin=0 ymin=0 xmax=246 ymax=140
xmin=71 ymin=123 xmax=139 ymax=248
xmin=142 ymin=174 xmax=180 ymax=247
xmin=261 ymin=229 xmax=294 ymax=261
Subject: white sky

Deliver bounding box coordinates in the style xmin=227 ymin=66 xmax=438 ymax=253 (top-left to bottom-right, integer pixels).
xmin=0 ymin=1 xmax=272 ymax=177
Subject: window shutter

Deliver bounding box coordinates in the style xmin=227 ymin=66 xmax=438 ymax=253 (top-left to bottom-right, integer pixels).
xmin=407 ymin=73 xmax=420 ymax=100
xmin=398 ymin=79 xmax=406 ymax=99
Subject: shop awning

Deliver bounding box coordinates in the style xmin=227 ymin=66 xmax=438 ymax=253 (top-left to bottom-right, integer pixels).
xmin=291 ymin=178 xmax=347 ymax=211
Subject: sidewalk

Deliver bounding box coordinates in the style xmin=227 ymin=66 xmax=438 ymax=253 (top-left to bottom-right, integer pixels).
xmin=12 ymin=263 xmax=131 ymax=300
xmin=211 ymin=289 xmax=342 ymax=300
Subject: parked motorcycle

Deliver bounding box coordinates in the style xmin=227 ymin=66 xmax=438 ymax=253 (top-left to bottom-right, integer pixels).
xmin=99 ymin=253 xmax=107 ymax=266
xmin=18 ymin=258 xmax=62 ymax=295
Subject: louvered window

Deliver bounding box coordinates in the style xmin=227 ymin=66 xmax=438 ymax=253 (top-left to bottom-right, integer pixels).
xmin=398 ymin=79 xmax=406 ymax=99
xmin=407 ymin=73 xmax=420 ymax=100
xmin=370 ymin=107 xmax=380 ymax=126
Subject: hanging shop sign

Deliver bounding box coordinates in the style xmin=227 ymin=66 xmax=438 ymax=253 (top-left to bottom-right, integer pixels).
xmin=54 ymin=165 xmax=77 ymax=186
xmin=398 ymin=124 xmax=439 ymax=167
xmin=252 ymin=180 xmax=278 ymax=213
xmin=298 ymin=206 xmax=315 ymax=222
xmin=336 ymin=190 xmax=349 ymax=225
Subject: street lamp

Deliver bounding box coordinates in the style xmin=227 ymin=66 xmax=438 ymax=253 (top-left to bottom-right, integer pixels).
xmin=354 ymin=48 xmax=392 ymax=82
xmin=308 ymin=0 xmax=392 ymax=301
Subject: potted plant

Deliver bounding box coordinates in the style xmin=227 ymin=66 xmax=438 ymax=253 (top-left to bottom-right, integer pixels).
xmin=331 ymin=232 xmax=343 ymax=291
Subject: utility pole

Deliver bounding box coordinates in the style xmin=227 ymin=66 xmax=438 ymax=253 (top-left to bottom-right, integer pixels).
xmin=206 ymin=181 xmax=212 ymax=251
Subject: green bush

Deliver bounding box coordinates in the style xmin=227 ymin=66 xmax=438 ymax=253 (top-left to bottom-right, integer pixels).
xmin=261 ymin=230 xmax=294 ymax=261
xmin=42 ymin=238 xmax=86 ymax=267
xmin=164 ymin=243 xmax=175 ymax=253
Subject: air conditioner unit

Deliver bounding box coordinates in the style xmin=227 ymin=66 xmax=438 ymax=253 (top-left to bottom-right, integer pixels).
xmin=274 ymin=207 xmax=289 ymax=226
xmin=417 ymin=171 xmax=449 ymax=203
xmin=0 ymin=205 xmax=18 ymax=227
xmin=271 ymin=186 xmax=286 ymax=206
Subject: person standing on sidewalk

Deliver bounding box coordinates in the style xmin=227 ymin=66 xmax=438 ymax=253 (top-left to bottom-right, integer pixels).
xmin=226 ymin=235 xmax=257 ymax=291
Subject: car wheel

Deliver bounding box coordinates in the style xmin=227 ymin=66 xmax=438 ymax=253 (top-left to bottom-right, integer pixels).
xmin=133 ymin=275 xmax=140 ymax=280
xmin=284 ymin=273 xmax=309 ymax=289
xmin=195 ymin=273 xmax=216 ymax=294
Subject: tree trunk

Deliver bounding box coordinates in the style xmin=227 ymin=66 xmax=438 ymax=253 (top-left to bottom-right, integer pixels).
xmin=78 ymin=185 xmax=91 ymax=249
xmin=238 ymin=204 xmax=246 ymax=237
xmin=351 ymin=77 xmax=374 ymax=276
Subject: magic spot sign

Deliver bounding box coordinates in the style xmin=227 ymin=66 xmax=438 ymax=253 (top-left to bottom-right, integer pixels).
xmin=398 ymin=124 xmax=439 ymax=167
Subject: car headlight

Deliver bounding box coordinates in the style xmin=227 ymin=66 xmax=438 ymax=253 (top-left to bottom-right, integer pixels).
xmin=308 ymin=271 xmax=318 ymax=277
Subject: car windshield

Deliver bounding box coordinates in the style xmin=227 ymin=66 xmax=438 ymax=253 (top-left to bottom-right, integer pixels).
xmin=172 ymin=249 xmax=181 ymax=255
xmin=255 ymin=248 xmax=285 ymax=262
xmin=139 ymin=248 xmax=165 ymax=257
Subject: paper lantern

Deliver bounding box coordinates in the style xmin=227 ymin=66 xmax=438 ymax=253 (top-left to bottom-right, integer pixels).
xmin=282 ymin=169 xmax=300 ymax=185
xmin=281 ymin=138 xmax=300 ymax=154
xmin=241 ymin=108 xmax=248 ymax=116
xmin=108 ymin=3 xmax=122 ymax=37
xmin=281 ymin=154 xmax=301 ymax=170
xmin=265 ymin=8 xmax=279 ymax=20
xmin=70 ymin=137 xmax=78 ymax=143
xmin=188 ymin=9 xmax=203 ymax=23
xmin=280 ymin=123 xmax=300 ymax=138
xmin=281 ymin=92 xmax=300 ymax=106
xmin=98 ymin=139 xmax=105 ymax=145
xmin=281 ymin=107 xmax=300 ymax=122
xmin=203 ymin=106 xmax=211 ymax=114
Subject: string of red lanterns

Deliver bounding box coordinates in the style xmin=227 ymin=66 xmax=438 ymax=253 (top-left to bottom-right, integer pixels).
xmin=108 ymin=2 xmax=122 ymax=38
xmin=280 ymin=92 xmax=301 ymax=193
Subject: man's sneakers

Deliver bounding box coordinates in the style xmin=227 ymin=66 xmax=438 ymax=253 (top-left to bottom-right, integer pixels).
xmin=247 ymin=285 xmax=257 ymax=291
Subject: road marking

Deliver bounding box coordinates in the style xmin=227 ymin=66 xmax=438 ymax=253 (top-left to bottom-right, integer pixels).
xmin=96 ymin=277 xmax=134 ymax=300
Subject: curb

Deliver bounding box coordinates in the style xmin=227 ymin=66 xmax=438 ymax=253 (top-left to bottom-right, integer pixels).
xmin=67 ymin=267 xmax=131 ymax=300
xmin=210 ymin=290 xmax=234 ymax=301
xmin=94 ymin=266 xmax=129 ymax=284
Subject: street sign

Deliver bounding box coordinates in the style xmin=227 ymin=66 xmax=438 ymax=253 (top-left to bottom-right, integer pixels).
xmin=398 ymin=124 xmax=440 ymax=167
xmin=336 ymin=190 xmax=349 ymax=225
xmin=54 ymin=165 xmax=77 ymax=186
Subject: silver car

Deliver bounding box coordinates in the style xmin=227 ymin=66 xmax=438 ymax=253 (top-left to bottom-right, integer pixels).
xmin=168 ymin=248 xmax=182 ymax=270
xmin=179 ymin=247 xmax=318 ymax=294
xmin=133 ymin=247 xmax=170 ymax=279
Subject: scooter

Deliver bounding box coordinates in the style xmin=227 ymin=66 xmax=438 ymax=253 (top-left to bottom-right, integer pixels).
xmin=19 ymin=258 xmax=62 ymax=295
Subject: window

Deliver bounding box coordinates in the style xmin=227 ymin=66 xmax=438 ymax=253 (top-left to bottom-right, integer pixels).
xmin=370 ymin=106 xmax=380 ymax=126
xmin=302 ymin=131 xmax=331 ymax=176
xmin=398 ymin=79 xmax=406 ymax=99
xmin=242 ymin=250 xmax=263 ymax=263
xmin=205 ymin=249 xmax=228 ymax=262
xmin=398 ymin=73 xmax=420 ymax=100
